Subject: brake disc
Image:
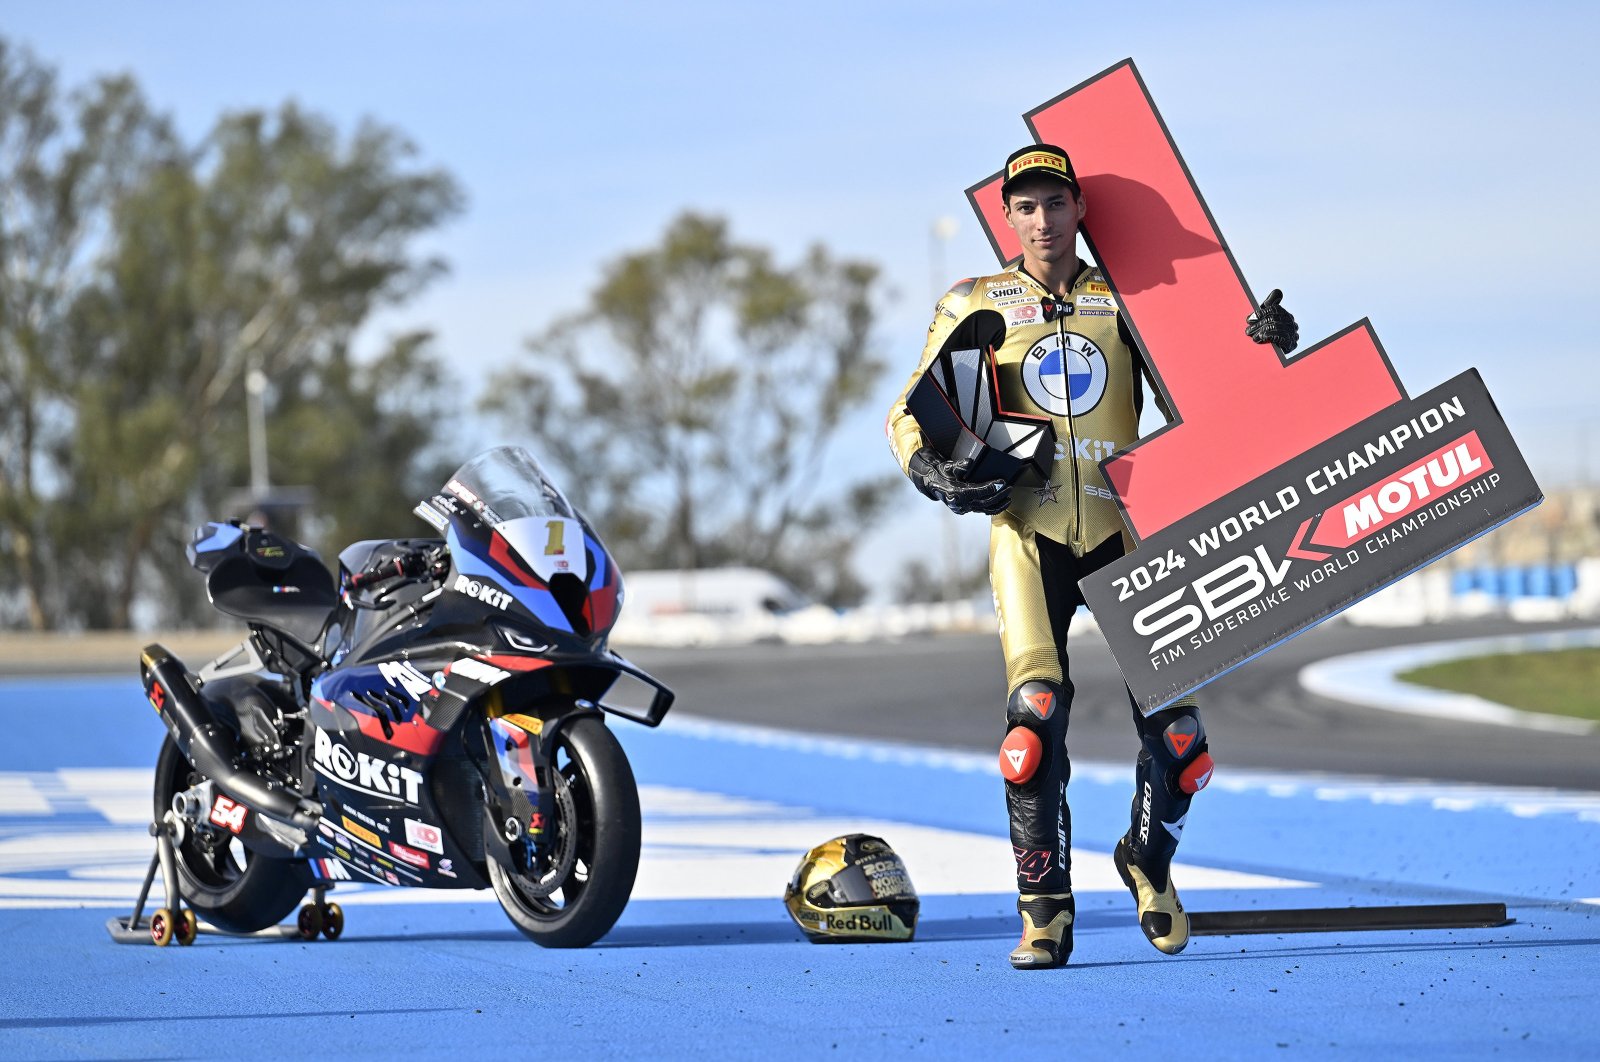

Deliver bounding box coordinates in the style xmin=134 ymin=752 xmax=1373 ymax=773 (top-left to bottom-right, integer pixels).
xmin=513 ymin=768 xmax=578 ymax=900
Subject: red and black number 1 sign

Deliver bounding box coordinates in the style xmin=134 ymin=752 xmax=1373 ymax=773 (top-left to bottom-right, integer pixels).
xmin=966 ymin=60 xmax=1542 ymax=713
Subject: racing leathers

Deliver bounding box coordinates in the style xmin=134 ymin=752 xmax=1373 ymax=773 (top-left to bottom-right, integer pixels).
xmin=885 ymin=260 xmax=1208 ymax=912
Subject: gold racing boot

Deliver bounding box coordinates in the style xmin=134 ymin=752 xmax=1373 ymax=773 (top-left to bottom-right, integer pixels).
xmin=1009 ymin=891 xmax=1075 ymax=969
xmin=1114 ymin=836 xmax=1189 ymax=954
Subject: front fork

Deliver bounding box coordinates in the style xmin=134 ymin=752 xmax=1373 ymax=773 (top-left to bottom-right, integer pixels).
xmin=477 ymin=706 xmax=600 ymax=872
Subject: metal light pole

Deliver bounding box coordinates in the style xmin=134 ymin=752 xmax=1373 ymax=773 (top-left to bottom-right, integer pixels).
xmin=246 ymin=351 xmax=271 ymax=499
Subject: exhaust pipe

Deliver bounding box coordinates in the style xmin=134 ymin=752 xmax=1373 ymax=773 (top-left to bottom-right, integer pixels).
xmin=140 ymin=644 xmax=322 ymax=832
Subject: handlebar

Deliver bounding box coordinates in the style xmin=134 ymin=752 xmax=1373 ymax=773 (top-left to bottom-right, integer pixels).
xmin=346 ymin=546 xmax=449 ymax=593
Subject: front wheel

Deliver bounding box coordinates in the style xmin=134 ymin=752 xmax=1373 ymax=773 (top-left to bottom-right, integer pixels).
xmin=488 ymin=715 xmax=641 ymax=948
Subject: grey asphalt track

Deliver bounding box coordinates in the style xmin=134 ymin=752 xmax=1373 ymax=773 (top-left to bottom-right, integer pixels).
xmin=624 ymin=617 xmax=1600 ymax=792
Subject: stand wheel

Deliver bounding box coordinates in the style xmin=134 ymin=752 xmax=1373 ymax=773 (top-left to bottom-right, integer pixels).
xmin=149 ymin=908 xmax=175 ymax=947
xmin=320 ymin=902 xmax=344 ymax=941
xmin=296 ymin=903 xmax=324 ymax=941
xmin=175 ymin=909 xmax=198 ymax=946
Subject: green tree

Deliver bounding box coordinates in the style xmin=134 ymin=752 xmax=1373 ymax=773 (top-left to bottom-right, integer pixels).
xmin=0 ymin=41 xmax=180 ymax=628
xmin=57 ymin=105 xmax=462 ymax=628
xmin=0 ymin=37 xmax=462 ymax=629
xmin=487 ymin=213 xmax=894 ymax=606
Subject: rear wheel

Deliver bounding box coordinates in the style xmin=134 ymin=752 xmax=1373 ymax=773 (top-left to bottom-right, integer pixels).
xmin=488 ymin=716 xmax=640 ymax=948
xmin=153 ymin=736 xmax=311 ymax=934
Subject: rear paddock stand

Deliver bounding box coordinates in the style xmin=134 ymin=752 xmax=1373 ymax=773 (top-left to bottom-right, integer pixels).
xmin=106 ymin=815 xmax=342 ymax=946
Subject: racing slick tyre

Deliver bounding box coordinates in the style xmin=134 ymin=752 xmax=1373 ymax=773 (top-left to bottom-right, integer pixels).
xmin=153 ymin=735 xmax=311 ymax=934
xmin=487 ymin=715 xmax=641 ymax=949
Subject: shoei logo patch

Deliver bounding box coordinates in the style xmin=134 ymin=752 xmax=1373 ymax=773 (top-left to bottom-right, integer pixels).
xmin=1022 ymin=332 xmax=1107 ymax=416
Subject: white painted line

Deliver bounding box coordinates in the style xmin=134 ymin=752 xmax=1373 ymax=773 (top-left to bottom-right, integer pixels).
xmin=665 ymin=713 xmax=1600 ymax=820
xmin=1298 ymin=627 xmax=1600 ymax=735
xmin=0 ymin=774 xmax=1307 ymax=909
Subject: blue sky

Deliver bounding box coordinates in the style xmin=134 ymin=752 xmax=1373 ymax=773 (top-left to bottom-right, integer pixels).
xmin=8 ymin=2 xmax=1597 ymax=597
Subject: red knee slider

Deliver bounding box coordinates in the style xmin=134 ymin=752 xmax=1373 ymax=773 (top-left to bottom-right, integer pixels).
xmin=1178 ymin=752 xmax=1214 ymax=794
xmin=999 ymin=727 xmax=1042 ymax=783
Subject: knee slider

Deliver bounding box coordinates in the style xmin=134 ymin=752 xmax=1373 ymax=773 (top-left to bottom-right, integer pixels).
xmin=1144 ymin=708 xmax=1213 ymax=793
xmin=1178 ymin=752 xmax=1214 ymax=794
xmin=999 ymin=680 xmax=1067 ymax=785
xmin=1000 ymin=726 xmax=1042 ymax=783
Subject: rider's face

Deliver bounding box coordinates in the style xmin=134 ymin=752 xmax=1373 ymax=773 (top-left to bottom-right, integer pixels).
xmin=1003 ymin=179 xmax=1084 ymax=267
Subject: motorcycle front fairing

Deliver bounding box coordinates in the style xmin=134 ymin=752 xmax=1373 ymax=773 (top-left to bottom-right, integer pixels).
xmin=303 ymin=447 xmax=671 ymax=888
xmin=418 ymin=447 xmax=624 ymax=652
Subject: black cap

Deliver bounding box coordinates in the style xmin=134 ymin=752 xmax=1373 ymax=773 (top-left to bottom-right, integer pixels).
xmin=1001 ymin=144 xmax=1078 ymax=197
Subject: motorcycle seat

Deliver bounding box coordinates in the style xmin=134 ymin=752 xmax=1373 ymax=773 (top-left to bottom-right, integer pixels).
xmin=203 ymin=528 xmax=339 ymax=648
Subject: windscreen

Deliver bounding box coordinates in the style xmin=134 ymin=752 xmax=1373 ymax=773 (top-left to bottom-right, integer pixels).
xmin=443 ymin=446 xmax=575 ymax=524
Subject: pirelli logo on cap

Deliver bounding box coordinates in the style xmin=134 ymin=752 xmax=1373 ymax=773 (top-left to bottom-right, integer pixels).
xmin=1008 ymin=151 xmax=1070 ymax=179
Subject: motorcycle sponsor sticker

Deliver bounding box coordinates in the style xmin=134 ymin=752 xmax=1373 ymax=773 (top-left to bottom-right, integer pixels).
xmin=450 ymin=658 xmax=511 ymax=685
xmin=208 ymin=795 xmax=248 ymax=834
xmin=452 ymin=574 xmax=513 ymax=610
xmin=380 ymin=660 xmax=433 ymax=700
xmin=404 ymin=817 xmax=445 ymax=855
xmin=389 ymin=840 xmax=430 ymax=870
xmin=342 ymin=815 xmax=382 ymax=849
xmin=310 ymin=858 xmax=351 ymax=882
xmin=438 ymin=858 xmax=458 ymax=879
xmin=412 ymin=500 xmax=449 ymax=531
xmin=314 ymin=728 xmax=424 ymax=805
xmin=344 ymin=804 xmax=389 ymax=834
xmin=385 ymin=870 xmax=400 ymax=885
xmin=1021 ymin=332 xmax=1108 ymax=416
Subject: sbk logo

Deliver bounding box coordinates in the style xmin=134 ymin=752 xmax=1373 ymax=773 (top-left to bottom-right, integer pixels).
xmin=209 ymin=794 xmax=248 ymax=834
xmin=1132 ymin=545 xmax=1292 ymax=655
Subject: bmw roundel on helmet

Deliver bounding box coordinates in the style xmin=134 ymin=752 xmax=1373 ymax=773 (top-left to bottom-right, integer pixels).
xmin=783 ymin=834 xmax=919 ymax=943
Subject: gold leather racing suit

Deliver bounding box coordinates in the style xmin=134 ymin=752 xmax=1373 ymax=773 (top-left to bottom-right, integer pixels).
xmin=886 ymin=259 xmax=1208 ymax=898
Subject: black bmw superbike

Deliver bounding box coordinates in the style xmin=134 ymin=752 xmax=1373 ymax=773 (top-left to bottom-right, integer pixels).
xmin=138 ymin=446 xmax=672 ymax=947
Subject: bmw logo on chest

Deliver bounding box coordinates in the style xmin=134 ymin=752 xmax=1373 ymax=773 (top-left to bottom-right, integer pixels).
xmin=1021 ymin=332 xmax=1108 ymax=416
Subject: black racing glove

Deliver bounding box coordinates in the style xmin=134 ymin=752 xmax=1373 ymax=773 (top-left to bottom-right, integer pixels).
xmin=908 ymin=448 xmax=1012 ymax=515
xmin=1245 ymin=288 xmax=1299 ymax=354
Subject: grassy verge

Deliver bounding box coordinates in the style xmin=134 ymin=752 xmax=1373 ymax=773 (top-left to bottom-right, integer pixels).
xmin=1398 ymin=647 xmax=1600 ymax=722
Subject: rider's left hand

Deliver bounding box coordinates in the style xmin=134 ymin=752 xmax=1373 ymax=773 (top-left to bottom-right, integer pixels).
xmin=1245 ymin=288 xmax=1299 ymax=354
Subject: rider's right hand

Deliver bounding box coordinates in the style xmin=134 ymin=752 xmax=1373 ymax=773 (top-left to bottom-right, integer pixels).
xmin=908 ymin=447 xmax=1012 ymax=515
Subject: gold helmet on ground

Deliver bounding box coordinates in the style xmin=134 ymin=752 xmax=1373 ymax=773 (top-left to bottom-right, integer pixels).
xmin=783 ymin=834 xmax=919 ymax=943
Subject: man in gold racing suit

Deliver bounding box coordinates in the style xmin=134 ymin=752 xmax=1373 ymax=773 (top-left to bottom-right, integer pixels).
xmin=885 ymin=145 xmax=1299 ymax=969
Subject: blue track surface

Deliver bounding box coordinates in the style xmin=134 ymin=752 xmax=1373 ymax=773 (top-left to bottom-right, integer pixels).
xmin=1 ymin=676 xmax=1598 ymax=1059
